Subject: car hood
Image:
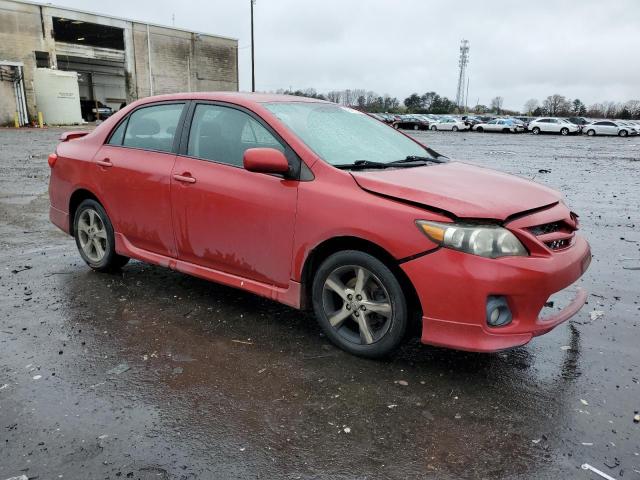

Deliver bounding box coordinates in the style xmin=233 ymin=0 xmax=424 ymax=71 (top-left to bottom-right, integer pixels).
xmin=350 ymin=161 xmax=561 ymax=220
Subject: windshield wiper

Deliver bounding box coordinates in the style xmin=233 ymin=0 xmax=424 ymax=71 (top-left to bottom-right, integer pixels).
xmin=389 ymin=155 xmax=446 ymax=165
xmin=334 ymin=154 xmax=447 ymax=170
xmin=334 ymin=160 xmax=391 ymax=170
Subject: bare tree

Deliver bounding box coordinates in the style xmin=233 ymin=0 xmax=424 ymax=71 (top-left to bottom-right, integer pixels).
xmin=490 ymin=96 xmax=504 ymax=114
xmin=326 ymin=91 xmax=342 ymax=104
xmin=542 ymin=94 xmax=570 ymax=116
xmin=523 ymin=99 xmax=539 ymax=115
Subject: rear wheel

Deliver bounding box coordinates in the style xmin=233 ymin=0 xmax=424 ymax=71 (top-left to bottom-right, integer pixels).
xmin=587 ymin=129 xmax=596 ymax=136
xmin=431 ymin=125 xmax=437 ymax=131
xmin=393 ymin=123 xmax=399 ymax=129
xmin=476 ymin=126 xmax=483 ymax=133
xmin=413 ymin=124 xmax=419 ymax=130
xmin=619 ymin=129 xmax=628 ymax=137
xmin=532 ymin=127 xmax=541 ymax=135
xmin=73 ymin=199 xmax=129 ymax=272
xmin=560 ymin=127 xmax=569 ymax=135
xmin=312 ymin=250 xmax=408 ymax=358
xmin=452 ymin=126 xmax=459 ymax=132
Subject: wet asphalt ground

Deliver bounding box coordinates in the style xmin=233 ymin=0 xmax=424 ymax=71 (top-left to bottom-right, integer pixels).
xmin=0 ymin=127 xmax=639 ymax=480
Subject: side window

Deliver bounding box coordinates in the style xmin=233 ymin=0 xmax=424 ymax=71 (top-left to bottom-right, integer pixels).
xmin=187 ymin=104 xmax=284 ymax=167
xmin=108 ymin=119 xmax=127 ymax=145
xmin=594 ymin=121 xmax=606 ymax=126
xmin=122 ymin=103 xmax=184 ymax=153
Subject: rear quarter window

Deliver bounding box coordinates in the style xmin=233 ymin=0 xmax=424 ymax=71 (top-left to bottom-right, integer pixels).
xmin=121 ymin=103 xmax=185 ymax=153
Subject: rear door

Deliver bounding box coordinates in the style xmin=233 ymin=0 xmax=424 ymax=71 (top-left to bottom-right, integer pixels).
xmin=94 ymin=102 xmax=186 ymax=257
xmin=170 ymin=102 xmax=299 ymax=287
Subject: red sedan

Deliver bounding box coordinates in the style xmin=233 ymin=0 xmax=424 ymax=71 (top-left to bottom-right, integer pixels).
xmin=48 ymin=93 xmax=591 ymax=358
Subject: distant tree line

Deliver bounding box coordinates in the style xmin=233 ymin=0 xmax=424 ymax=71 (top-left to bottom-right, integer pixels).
xmin=274 ymin=88 xmax=640 ymax=119
xmin=275 ymin=88 xmax=401 ymax=112
xmin=522 ymin=95 xmax=640 ymax=119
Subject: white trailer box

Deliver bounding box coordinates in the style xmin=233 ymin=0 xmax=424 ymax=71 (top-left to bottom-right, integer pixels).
xmin=33 ymin=68 xmax=83 ymax=125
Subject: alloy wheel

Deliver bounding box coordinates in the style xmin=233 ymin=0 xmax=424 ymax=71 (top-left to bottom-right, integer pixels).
xmin=77 ymin=208 xmax=108 ymax=262
xmin=322 ymin=265 xmax=393 ymax=345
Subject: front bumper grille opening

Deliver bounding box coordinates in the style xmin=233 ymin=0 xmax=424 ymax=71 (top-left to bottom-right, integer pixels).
xmin=545 ymin=238 xmax=572 ymax=251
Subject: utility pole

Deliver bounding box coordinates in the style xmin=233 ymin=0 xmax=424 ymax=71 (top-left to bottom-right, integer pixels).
xmin=455 ymin=39 xmax=470 ymax=111
xmin=250 ymin=0 xmax=256 ymax=92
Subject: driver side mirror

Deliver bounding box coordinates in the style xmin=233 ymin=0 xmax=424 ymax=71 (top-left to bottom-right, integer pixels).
xmin=243 ymin=148 xmax=290 ymax=175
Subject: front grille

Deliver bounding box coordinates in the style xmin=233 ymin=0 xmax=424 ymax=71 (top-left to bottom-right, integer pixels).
xmin=527 ymin=220 xmax=576 ymax=251
xmin=528 ymin=222 xmax=564 ymax=236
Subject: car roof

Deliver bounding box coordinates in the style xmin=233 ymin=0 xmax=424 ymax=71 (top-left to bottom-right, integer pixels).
xmin=130 ymin=92 xmax=330 ymax=109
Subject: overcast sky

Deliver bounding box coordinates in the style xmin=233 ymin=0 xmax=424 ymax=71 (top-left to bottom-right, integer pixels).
xmin=50 ymin=0 xmax=640 ymax=110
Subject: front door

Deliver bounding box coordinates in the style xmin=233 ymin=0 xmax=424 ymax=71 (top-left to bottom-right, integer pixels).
xmin=94 ymin=102 xmax=186 ymax=257
xmin=170 ymin=103 xmax=299 ymax=287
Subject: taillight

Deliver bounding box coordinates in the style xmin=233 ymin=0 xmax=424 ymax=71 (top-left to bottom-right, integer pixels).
xmin=48 ymin=153 xmax=58 ymax=168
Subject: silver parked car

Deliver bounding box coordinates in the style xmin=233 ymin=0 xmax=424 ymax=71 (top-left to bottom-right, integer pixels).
xmin=474 ymin=118 xmax=525 ymax=133
xmin=528 ymin=117 xmax=580 ymax=135
xmin=583 ymin=120 xmax=637 ymax=137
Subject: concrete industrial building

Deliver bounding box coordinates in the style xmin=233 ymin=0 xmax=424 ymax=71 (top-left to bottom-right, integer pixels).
xmin=0 ymin=0 xmax=238 ymax=125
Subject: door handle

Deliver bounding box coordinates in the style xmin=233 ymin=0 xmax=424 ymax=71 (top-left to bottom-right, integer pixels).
xmin=96 ymin=158 xmax=112 ymax=167
xmin=173 ymin=173 xmax=196 ymax=184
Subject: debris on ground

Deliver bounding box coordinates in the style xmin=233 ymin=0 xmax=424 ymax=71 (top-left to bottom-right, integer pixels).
xmin=538 ymin=168 xmax=551 ymax=174
xmin=395 ymin=380 xmax=408 ymax=386
xmin=4 ymin=475 xmax=29 ymax=480
xmin=580 ymin=399 xmax=589 ymax=406
xmin=633 ymin=411 xmax=640 ymax=423
xmin=106 ymin=363 xmax=130 ymax=375
xmin=590 ymin=310 xmax=605 ymax=321
xmin=343 ymin=427 xmax=351 ymax=433
xmin=10 ymin=265 xmax=32 ymax=274
xmin=581 ymin=463 xmax=616 ymax=480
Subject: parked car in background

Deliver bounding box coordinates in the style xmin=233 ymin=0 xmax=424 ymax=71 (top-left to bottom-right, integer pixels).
xmin=430 ymin=117 xmax=468 ymax=131
xmin=48 ymin=92 xmax=591 ymax=358
xmin=80 ymin=100 xmax=113 ymax=122
xmin=583 ymin=120 xmax=637 ymax=137
xmin=462 ymin=116 xmax=482 ymax=129
xmin=393 ymin=115 xmax=430 ymax=130
xmin=474 ymin=118 xmax=525 ymax=133
xmin=567 ymin=117 xmax=589 ymax=127
xmin=528 ymin=117 xmax=580 ymax=135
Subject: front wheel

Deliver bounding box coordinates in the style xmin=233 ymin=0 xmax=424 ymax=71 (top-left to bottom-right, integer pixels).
xmin=476 ymin=126 xmax=483 ymax=133
xmin=587 ymin=129 xmax=596 ymax=136
xmin=73 ymin=199 xmax=129 ymax=272
xmin=532 ymin=127 xmax=541 ymax=135
xmin=312 ymin=250 xmax=408 ymax=358
xmin=619 ymin=129 xmax=628 ymax=137
xmin=452 ymin=126 xmax=458 ymax=132
xmin=431 ymin=125 xmax=437 ymax=131
xmin=413 ymin=124 xmax=419 ymax=130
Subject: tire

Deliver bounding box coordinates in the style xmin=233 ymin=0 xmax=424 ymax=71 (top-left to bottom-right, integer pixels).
xmin=393 ymin=123 xmax=399 ymax=129
xmin=476 ymin=126 xmax=483 ymax=133
xmin=73 ymin=199 xmax=129 ymax=272
xmin=86 ymin=113 xmax=95 ymax=122
xmin=560 ymin=127 xmax=569 ymax=136
xmin=502 ymin=128 xmax=510 ymax=133
xmin=431 ymin=125 xmax=437 ymax=131
xmin=452 ymin=126 xmax=458 ymax=132
xmin=413 ymin=124 xmax=419 ymax=130
xmin=532 ymin=127 xmax=541 ymax=135
xmin=619 ymin=129 xmax=628 ymax=137
xmin=311 ymin=250 xmax=408 ymax=359
xmin=587 ymin=129 xmax=596 ymax=136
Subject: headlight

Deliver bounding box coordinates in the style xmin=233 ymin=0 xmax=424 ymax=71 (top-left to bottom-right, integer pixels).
xmin=416 ymin=221 xmax=528 ymax=258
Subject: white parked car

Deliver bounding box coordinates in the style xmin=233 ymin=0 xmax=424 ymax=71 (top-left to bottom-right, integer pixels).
xmin=528 ymin=117 xmax=580 ymax=135
xmin=474 ymin=119 xmax=525 ymax=133
xmin=583 ymin=120 xmax=637 ymax=137
xmin=430 ymin=118 xmax=468 ymax=132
